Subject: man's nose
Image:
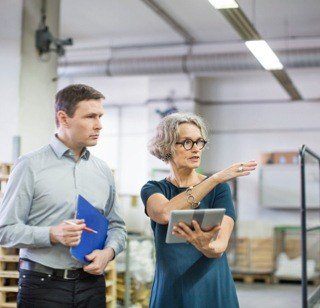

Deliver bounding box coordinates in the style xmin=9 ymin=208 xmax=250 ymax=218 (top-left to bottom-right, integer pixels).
xmin=95 ymin=119 xmax=102 ymax=130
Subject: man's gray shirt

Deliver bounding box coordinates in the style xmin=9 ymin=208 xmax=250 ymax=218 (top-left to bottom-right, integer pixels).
xmin=0 ymin=136 xmax=127 ymax=269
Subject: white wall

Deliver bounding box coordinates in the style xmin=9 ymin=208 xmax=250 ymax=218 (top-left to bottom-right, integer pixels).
xmin=195 ymin=75 xmax=320 ymax=235
xmin=58 ymin=74 xmax=196 ymax=194
xmin=58 ymin=76 xmax=150 ymax=195
xmin=58 ymin=74 xmax=196 ymax=233
xmin=0 ymin=1 xmax=22 ymax=162
xmin=58 ymin=70 xmax=320 ymax=236
xmin=19 ymin=0 xmax=60 ymax=155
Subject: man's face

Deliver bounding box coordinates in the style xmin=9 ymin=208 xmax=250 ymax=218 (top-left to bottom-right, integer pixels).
xmin=65 ymin=99 xmax=104 ymax=148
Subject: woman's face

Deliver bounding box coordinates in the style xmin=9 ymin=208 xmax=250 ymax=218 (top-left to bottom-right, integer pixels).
xmin=171 ymin=123 xmax=205 ymax=170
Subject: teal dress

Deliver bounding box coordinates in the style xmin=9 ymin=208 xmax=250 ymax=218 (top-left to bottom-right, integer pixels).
xmin=140 ymin=179 xmax=239 ymax=308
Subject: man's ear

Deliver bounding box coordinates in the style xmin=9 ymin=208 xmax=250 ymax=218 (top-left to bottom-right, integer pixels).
xmin=57 ymin=110 xmax=70 ymax=128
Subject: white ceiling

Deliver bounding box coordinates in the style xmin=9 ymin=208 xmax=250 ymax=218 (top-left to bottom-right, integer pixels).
xmin=59 ymin=0 xmax=320 ymax=100
xmin=60 ymin=0 xmax=320 ymax=47
xmin=1 ymin=0 xmax=320 ymax=100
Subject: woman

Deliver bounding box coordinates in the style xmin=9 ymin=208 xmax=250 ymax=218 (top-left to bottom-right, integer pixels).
xmin=140 ymin=113 xmax=257 ymax=308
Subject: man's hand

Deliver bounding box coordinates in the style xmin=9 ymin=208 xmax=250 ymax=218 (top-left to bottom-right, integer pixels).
xmin=173 ymin=220 xmax=225 ymax=258
xmin=49 ymin=219 xmax=85 ymax=247
xmin=83 ymin=247 xmax=115 ymax=275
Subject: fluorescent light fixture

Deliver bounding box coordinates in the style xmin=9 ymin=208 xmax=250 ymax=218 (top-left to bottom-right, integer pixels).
xmin=245 ymin=40 xmax=283 ymax=70
xmin=208 ymin=0 xmax=239 ymax=9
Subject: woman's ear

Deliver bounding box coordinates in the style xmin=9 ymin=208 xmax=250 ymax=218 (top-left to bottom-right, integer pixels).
xmin=165 ymin=153 xmax=172 ymax=160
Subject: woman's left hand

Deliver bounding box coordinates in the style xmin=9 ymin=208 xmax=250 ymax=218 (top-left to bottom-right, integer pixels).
xmin=172 ymin=220 xmax=226 ymax=258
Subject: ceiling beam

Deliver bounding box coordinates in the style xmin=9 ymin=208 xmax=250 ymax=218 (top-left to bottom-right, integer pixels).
xmin=218 ymin=6 xmax=302 ymax=100
xmin=139 ymin=0 xmax=196 ymax=45
xmin=271 ymin=70 xmax=302 ymax=101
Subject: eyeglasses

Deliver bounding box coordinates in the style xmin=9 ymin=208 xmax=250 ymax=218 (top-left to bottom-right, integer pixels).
xmin=175 ymin=138 xmax=207 ymax=151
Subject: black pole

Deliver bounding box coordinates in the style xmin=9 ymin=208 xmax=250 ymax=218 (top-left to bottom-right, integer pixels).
xmin=300 ymin=145 xmax=307 ymax=308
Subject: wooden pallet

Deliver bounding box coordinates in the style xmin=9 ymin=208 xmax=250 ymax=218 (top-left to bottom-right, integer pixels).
xmin=105 ymin=260 xmax=117 ymax=308
xmin=0 ymin=247 xmax=19 ymax=308
xmin=274 ymin=275 xmax=320 ymax=285
xmin=232 ymin=269 xmax=274 ymax=284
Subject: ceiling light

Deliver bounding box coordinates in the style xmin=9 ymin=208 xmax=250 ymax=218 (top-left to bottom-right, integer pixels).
xmin=208 ymin=0 xmax=239 ymax=9
xmin=245 ymin=40 xmax=283 ymax=70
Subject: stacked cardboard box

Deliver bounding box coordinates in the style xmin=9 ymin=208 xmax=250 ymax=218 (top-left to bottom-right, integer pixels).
xmin=117 ymin=272 xmax=151 ymax=308
xmin=0 ymin=163 xmax=13 ymax=199
xmin=233 ymin=237 xmax=274 ymax=272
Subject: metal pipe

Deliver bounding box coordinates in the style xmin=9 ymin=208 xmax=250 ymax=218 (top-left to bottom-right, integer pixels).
xmin=59 ymin=47 xmax=320 ymax=77
xmin=300 ymin=145 xmax=307 ymax=308
xmin=303 ymin=146 xmax=320 ymax=161
xmin=299 ymin=145 xmax=320 ymax=307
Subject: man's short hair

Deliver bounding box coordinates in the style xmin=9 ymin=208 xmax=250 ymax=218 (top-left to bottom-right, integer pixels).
xmin=55 ymin=84 xmax=105 ymax=127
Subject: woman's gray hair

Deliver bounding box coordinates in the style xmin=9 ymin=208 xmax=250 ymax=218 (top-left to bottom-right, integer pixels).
xmin=148 ymin=112 xmax=208 ymax=163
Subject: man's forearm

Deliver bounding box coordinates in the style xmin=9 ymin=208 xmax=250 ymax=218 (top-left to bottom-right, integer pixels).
xmin=0 ymin=224 xmax=52 ymax=248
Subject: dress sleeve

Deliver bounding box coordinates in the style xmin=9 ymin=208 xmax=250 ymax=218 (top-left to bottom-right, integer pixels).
xmin=213 ymin=183 xmax=236 ymax=222
xmin=140 ymin=181 xmax=165 ymax=216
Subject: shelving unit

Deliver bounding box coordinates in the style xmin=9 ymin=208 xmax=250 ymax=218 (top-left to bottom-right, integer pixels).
xmin=117 ymin=235 xmax=154 ymax=308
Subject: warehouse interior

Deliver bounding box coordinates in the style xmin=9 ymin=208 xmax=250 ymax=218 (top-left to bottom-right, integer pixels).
xmin=0 ymin=0 xmax=320 ymax=307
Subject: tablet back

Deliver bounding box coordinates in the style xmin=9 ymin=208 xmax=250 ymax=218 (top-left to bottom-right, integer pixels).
xmin=165 ymin=208 xmax=225 ymax=244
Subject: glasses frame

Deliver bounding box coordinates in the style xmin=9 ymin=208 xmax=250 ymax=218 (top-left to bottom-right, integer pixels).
xmin=175 ymin=138 xmax=207 ymax=151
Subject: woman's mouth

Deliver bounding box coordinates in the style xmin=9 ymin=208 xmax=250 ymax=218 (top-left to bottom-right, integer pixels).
xmin=189 ymin=156 xmax=200 ymax=162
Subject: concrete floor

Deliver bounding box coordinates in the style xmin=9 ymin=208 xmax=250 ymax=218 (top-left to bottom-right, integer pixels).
xmin=236 ymin=282 xmax=319 ymax=308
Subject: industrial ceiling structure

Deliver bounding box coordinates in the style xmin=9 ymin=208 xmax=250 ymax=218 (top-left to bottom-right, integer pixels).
xmin=56 ymin=0 xmax=320 ymax=101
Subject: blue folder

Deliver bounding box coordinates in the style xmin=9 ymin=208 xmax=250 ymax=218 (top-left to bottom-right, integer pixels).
xmin=70 ymin=195 xmax=109 ymax=264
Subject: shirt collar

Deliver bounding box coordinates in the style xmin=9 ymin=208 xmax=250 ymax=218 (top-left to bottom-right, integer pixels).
xmin=50 ymin=134 xmax=90 ymax=160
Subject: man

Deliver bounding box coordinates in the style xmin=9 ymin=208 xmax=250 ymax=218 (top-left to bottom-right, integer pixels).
xmin=0 ymin=84 xmax=127 ymax=307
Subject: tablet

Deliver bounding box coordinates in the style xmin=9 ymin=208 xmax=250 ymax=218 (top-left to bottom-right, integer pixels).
xmin=165 ymin=208 xmax=226 ymax=244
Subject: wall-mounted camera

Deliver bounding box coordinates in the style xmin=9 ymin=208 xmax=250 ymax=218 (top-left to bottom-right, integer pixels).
xmin=35 ymin=26 xmax=73 ymax=57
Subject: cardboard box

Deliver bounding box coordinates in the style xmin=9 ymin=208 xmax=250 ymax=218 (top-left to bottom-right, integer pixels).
xmin=261 ymin=152 xmax=299 ymax=164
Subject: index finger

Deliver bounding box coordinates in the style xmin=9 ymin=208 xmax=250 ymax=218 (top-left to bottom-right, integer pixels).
xmin=192 ymin=220 xmax=202 ymax=233
xmin=177 ymin=222 xmax=194 ymax=236
xmin=244 ymin=161 xmax=257 ymax=167
xmin=64 ymin=223 xmax=86 ymax=231
xmin=74 ymin=219 xmax=85 ymax=224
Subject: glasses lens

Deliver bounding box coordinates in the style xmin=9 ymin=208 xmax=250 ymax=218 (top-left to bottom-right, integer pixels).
xmin=183 ymin=139 xmax=193 ymax=150
xmin=197 ymin=139 xmax=206 ymax=149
